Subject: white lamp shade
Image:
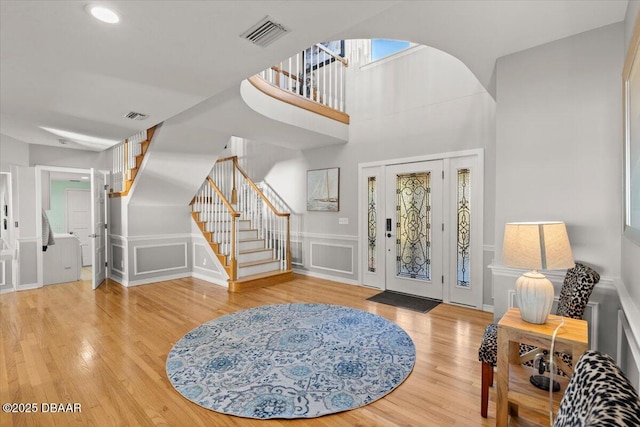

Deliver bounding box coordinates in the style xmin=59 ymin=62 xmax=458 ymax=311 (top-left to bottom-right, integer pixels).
xmin=503 ymin=222 xmax=574 ymax=270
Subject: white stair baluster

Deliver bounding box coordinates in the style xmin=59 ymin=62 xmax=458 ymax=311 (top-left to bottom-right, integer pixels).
xmin=303 ymin=52 xmax=307 ymax=101
xmin=296 ymin=52 xmax=300 ymax=96
xmin=288 ymin=57 xmax=292 ymax=92
xmin=338 ymin=67 xmax=344 ymax=112
xmin=322 ymin=51 xmax=327 ymax=106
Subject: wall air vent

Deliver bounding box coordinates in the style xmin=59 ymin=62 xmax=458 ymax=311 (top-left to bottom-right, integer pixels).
xmin=240 ymin=16 xmax=288 ymax=47
xmin=124 ymin=111 xmax=149 ymax=121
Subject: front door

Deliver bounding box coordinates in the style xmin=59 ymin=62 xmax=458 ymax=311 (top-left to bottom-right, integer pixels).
xmin=385 ymin=161 xmax=443 ymax=300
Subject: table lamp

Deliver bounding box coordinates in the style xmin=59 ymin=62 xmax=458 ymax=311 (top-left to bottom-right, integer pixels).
xmin=502 ymin=222 xmax=574 ymax=324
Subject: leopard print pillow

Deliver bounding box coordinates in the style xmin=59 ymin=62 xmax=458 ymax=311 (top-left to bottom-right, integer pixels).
xmin=554 ymin=350 xmax=640 ymax=426
xmin=556 ymin=262 xmax=600 ymax=320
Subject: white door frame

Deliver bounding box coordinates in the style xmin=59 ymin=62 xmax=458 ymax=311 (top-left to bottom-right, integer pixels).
xmin=358 ymin=148 xmax=484 ymax=309
xmin=35 ymin=165 xmax=108 ymax=288
xmin=0 ymin=171 xmax=15 ymax=291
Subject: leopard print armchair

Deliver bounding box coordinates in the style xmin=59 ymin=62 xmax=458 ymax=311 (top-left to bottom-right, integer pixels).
xmin=478 ymin=262 xmax=600 ymax=417
xmin=554 ymin=350 xmax=640 ymax=426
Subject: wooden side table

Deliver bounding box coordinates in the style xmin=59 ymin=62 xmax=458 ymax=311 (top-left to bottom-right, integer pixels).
xmin=496 ymin=308 xmax=588 ymax=427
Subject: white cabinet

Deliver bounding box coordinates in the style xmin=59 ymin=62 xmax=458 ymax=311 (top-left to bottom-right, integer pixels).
xmin=43 ymin=234 xmax=81 ymax=285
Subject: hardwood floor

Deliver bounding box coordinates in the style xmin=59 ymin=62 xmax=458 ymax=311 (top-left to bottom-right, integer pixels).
xmin=1 ymin=275 xmax=548 ymax=426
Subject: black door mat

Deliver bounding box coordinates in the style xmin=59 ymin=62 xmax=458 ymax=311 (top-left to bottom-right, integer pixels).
xmin=367 ymin=291 xmax=441 ymax=313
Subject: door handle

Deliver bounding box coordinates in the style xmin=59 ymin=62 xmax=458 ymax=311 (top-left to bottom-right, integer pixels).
xmin=387 ymin=233 xmax=393 ymax=238
xmin=89 ymin=234 xmax=97 ymax=238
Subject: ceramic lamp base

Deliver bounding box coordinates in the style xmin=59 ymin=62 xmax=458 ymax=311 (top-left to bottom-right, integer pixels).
xmin=516 ymin=271 xmax=554 ymax=324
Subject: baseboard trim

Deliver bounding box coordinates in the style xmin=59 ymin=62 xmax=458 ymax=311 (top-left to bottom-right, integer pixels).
xmin=16 ymin=283 xmax=40 ymax=291
xmin=116 ymin=272 xmax=193 ymax=287
xmin=293 ymin=268 xmax=360 ymax=286
xmin=192 ymin=272 xmax=228 ymax=288
xmin=483 ymin=304 xmax=494 ymax=313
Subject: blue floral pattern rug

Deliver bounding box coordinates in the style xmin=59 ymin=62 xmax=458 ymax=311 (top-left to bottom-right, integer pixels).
xmin=166 ymin=303 xmax=416 ymax=419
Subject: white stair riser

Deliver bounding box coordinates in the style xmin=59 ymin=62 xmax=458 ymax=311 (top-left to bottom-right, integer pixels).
xmin=237 ymin=240 xmax=265 ymax=251
xmin=238 ymin=260 xmax=281 ymax=277
xmin=201 ymin=220 xmax=251 ymax=231
xmin=210 ymin=230 xmax=257 ymax=241
xmin=238 ymin=249 xmax=273 ymax=263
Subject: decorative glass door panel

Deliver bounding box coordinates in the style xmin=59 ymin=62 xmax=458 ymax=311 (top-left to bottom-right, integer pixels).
xmin=396 ymin=172 xmax=431 ymax=280
xmin=448 ymin=156 xmax=481 ymax=308
xmin=385 ymin=161 xmax=443 ymax=300
xmin=368 ymin=176 xmax=377 ymax=273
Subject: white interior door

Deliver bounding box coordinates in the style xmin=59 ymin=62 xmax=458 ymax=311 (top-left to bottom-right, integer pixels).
xmin=385 ymin=161 xmax=443 ymax=300
xmin=90 ymin=169 xmax=106 ymax=289
xmin=66 ymin=189 xmax=91 ymax=266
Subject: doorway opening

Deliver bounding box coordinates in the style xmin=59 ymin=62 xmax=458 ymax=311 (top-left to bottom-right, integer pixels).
xmin=35 ymin=166 xmax=108 ymax=289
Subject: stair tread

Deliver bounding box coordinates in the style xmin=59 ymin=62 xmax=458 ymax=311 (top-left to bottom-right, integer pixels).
xmin=233 ymin=269 xmax=293 ymax=283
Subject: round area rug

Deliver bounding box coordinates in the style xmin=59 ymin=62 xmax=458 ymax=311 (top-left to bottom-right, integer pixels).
xmin=166 ymin=303 xmax=415 ymax=419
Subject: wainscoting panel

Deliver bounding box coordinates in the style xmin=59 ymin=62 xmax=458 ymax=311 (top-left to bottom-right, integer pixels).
xmin=617 ymin=309 xmax=640 ymax=390
xmin=111 ymin=244 xmax=125 ymax=276
xmin=134 ymin=242 xmax=188 ymax=276
xmin=310 ymin=242 xmax=353 ymax=274
xmin=0 ymin=257 xmax=12 ymax=293
xmin=18 ymin=239 xmax=38 ymax=287
xmin=508 ymin=290 xmax=599 ymax=349
xmin=193 ymin=242 xmax=220 ymax=273
xmin=190 ymin=237 xmax=228 ymax=288
xmin=291 ymin=240 xmax=303 ymax=267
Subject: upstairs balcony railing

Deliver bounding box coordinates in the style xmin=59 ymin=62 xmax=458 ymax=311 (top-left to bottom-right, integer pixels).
xmin=108 ymin=126 xmax=156 ymax=196
xmin=253 ymin=42 xmax=349 ymax=121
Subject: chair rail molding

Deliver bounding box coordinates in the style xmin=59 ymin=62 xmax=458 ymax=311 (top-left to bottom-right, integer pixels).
xmin=489 ymin=264 xmax=616 ymax=291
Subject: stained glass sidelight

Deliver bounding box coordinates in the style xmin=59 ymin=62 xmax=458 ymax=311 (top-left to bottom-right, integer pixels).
xmin=367 ymin=177 xmax=377 ymax=272
xmin=396 ymin=172 xmax=431 ymax=280
xmin=457 ymin=168 xmax=471 ymax=287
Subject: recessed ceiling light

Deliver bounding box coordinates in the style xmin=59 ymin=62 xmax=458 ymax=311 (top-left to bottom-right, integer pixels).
xmin=81 ymin=176 xmax=90 ymax=180
xmin=86 ymin=5 xmax=120 ymax=24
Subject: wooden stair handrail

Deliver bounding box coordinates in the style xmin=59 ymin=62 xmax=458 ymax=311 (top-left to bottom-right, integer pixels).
xmin=205 ymin=176 xmax=240 ymax=218
xmin=109 ymin=125 xmax=158 ymax=198
xmin=247 ymin=75 xmax=349 ymax=124
xmin=314 ymin=43 xmax=349 ymax=67
xmin=217 ymin=156 xmax=290 ymax=218
xmin=216 ymin=156 xmax=291 ymax=271
xmin=204 ymin=176 xmax=239 ymax=280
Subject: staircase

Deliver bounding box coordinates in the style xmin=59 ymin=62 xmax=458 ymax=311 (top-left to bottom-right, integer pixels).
xmin=109 ymin=125 xmax=157 ymax=198
xmin=191 ymin=156 xmax=292 ymax=292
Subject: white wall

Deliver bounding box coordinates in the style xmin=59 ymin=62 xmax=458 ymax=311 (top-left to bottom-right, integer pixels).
xmin=0 ymin=134 xmax=29 ymax=172
xmin=235 ymin=44 xmax=496 ymax=300
xmin=493 ymin=23 xmax=623 ymax=357
xmin=494 ymin=23 xmax=623 ymax=275
xmin=29 ymin=144 xmax=108 ymax=170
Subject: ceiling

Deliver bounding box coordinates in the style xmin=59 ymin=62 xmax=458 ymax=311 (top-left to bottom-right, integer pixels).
xmin=0 ymin=1 xmax=628 ymax=152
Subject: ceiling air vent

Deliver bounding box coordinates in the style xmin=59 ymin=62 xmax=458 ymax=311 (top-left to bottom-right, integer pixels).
xmin=124 ymin=111 xmax=149 ymax=121
xmin=240 ymin=16 xmax=288 ymax=47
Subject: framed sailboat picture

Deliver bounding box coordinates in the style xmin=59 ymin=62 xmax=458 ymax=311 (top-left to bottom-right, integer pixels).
xmin=307 ymin=167 xmax=339 ymax=211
